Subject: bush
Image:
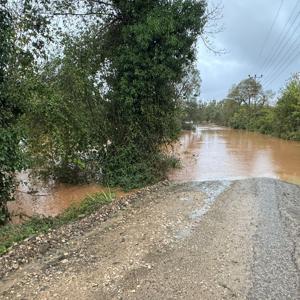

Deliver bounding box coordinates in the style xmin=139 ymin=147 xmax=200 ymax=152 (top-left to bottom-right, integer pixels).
xmin=103 ymin=144 xmax=180 ymax=190
xmin=274 ymin=75 xmax=300 ymax=141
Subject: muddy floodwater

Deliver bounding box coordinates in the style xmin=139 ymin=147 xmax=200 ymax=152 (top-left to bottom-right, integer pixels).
xmin=169 ymin=126 xmax=300 ymax=184
xmin=8 ymin=174 xmax=129 ymax=224
xmin=8 ymin=125 xmax=300 ymax=222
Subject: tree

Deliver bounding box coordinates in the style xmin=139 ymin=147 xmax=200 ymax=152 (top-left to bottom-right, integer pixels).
xmin=0 ymin=2 xmax=23 ymax=224
xmin=177 ymin=63 xmax=202 ymax=127
xmin=275 ymin=74 xmax=300 ymax=140
xmin=197 ymin=75 xmax=299 ymax=140
xmin=224 ymin=77 xmax=271 ymax=130
xmin=227 ymin=77 xmax=267 ymax=108
xmin=24 ymin=41 xmax=107 ymax=184
xmin=0 ymin=0 xmax=52 ymax=223
xmin=16 ymin=0 xmax=208 ymax=189
xmin=100 ymin=0 xmax=207 ymax=187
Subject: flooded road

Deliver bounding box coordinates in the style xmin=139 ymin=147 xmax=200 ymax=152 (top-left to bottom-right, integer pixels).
xmin=169 ymin=126 xmax=300 ymax=184
xmin=2 ymin=127 xmax=300 ymax=298
xmin=8 ymin=125 xmax=300 ymax=222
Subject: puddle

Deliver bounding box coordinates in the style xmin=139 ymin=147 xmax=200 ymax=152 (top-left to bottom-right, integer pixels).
xmin=189 ymin=181 xmax=232 ymax=221
xmin=175 ymin=180 xmax=232 ymax=240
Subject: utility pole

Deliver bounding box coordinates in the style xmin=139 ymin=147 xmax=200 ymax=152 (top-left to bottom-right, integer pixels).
xmin=247 ymin=74 xmax=264 ymax=110
xmin=248 ymin=74 xmax=263 ymax=92
xmin=248 ymin=74 xmax=263 ymax=81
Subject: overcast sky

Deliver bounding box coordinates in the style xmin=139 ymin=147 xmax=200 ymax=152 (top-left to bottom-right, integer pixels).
xmin=197 ymin=0 xmax=300 ymax=101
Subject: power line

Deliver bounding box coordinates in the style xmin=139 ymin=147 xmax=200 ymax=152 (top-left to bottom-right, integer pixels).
xmin=264 ymin=49 xmax=300 ymax=87
xmin=258 ymin=0 xmax=284 ymax=60
xmin=262 ymin=11 xmax=300 ymax=78
xmin=263 ymin=37 xmax=300 ymax=86
xmin=264 ymin=48 xmax=300 ymax=88
xmin=262 ymin=13 xmax=300 ymax=84
xmin=259 ymin=0 xmax=300 ymax=75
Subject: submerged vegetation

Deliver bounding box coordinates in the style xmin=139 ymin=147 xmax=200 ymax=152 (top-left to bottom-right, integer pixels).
xmin=0 ymin=0 xmax=207 ymax=223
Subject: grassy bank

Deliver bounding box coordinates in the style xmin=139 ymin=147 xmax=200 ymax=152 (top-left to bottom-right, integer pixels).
xmin=0 ymin=191 xmax=114 ymax=255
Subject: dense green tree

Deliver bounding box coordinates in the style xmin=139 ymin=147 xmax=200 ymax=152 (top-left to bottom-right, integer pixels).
xmin=274 ymin=75 xmax=300 ymax=140
xmin=0 ymin=2 xmax=23 ymax=224
xmin=99 ymin=0 xmax=207 ymax=187
xmin=22 ymin=0 xmax=208 ymax=189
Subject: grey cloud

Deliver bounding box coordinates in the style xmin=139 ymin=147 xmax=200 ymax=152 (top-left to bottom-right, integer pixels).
xmin=197 ymin=0 xmax=300 ymax=100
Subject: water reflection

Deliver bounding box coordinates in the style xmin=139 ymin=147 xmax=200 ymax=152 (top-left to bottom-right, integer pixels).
xmin=169 ymin=125 xmax=300 ymax=184
xmin=8 ymin=172 xmax=128 ymax=224
xmin=8 ymin=125 xmax=300 ymax=223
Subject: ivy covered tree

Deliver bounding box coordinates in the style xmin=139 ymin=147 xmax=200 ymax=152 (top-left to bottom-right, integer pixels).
xmin=0 ymin=2 xmax=23 ymax=224
xmin=22 ymin=0 xmax=208 ymax=189
xmin=99 ymin=0 xmax=207 ymax=187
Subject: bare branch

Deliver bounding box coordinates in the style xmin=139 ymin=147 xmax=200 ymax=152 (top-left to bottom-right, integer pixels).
xmin=200 ymin=1 xmax=225 ymax=55
xmin=200 ymin=35 xmax=225 ymax=55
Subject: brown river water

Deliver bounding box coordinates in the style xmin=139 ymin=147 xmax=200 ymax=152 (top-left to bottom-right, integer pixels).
xmin=8 ymin=125 xmax=300 ymax=223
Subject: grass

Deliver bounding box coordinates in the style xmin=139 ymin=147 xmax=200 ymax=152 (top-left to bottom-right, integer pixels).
xmin=0 ymin=190 xmax=114 ymax=255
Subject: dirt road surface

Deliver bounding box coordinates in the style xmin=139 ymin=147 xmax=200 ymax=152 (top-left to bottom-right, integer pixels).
xmin=0 ymin=178 xmax=299 ymax=299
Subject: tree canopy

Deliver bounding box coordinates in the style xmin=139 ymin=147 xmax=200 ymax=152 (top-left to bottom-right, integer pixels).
xmin=0 ymin=0 xmax=208 ymax=222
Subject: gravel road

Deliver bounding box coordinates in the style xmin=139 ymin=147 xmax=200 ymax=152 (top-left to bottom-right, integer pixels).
xmin=0 ymin=178 xmax=299 ymax=299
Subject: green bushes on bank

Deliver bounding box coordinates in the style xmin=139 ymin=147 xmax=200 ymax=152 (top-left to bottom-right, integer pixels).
xmin=197 ymin=75 xmax=300 ymax=141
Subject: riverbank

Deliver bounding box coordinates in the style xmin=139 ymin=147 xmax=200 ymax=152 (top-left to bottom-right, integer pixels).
xmin=0 ymin=190 xmax=115 ymax=256
xmin=0 ymin=178 xmax=299 ymax=299
xmin=0 ymin=181 xmax=168 ymax=277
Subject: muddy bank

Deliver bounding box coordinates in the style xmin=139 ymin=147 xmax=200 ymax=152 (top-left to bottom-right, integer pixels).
xmin=0 ymin=178 xmax=299 ymax=299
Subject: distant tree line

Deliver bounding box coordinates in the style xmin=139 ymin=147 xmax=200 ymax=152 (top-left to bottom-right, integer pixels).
xmin=183 ymin=75 xmax=300 ymax=141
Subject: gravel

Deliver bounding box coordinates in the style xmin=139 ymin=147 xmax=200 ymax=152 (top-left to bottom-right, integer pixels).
xmin=0 ymin=178 xmax=299 ymax=300
xmin=0 ymin=180 xmax=170 ymax=280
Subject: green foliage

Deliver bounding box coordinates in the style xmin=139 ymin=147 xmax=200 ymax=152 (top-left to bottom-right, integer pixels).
xmin=0 ymin=3 xmax=23 ymax=224
xmin=24 ymin=57 xmax=106 ymax=184
xmin=21 ymin=0 xmax=207 ymax=190
xmin=0 ymin=191 xmax=114 ymax=255
xmin=1 ymin=0 xmax=208 ymax=223
xmin=178 ymin=63 xmax=202 ymax=128
xmin=103 ymin=143 xmax=180 ymax=189
xmin=254 ymin=108 xmax=275 ymax=135
xmin=229 ymin=107 xmax=249 ymax=129
xmin=99 ymin=0 xmax=207 ymax=187
xmin=274 ymin=75 xmax=300 ymax=140
xmin=199 ymin=75 xmax=300 ymax=141
xmin=0 ymin=0 xmax=50 ymax=223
